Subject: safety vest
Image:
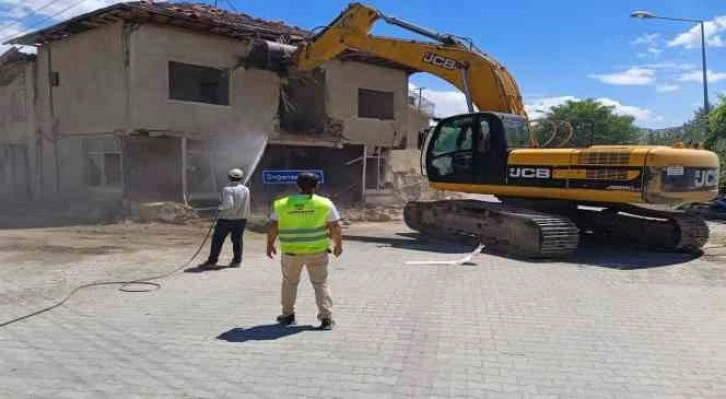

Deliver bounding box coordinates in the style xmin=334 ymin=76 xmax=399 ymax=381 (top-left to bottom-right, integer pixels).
xmin=274 ymin=194 xmax=332 ymax=254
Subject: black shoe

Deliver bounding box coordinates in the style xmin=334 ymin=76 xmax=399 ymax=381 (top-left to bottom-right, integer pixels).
xmin=276 ymin=313 xmax=296 ymax=326
xmin=229 ymin=261 xmax=241 ymax=268
xmin=319 ymin=318 xmax=334 ymax=330
xmin=199 ymin=260 xmax=217 ymax=269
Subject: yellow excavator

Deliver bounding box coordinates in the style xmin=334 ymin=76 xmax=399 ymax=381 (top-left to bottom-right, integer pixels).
xmin=251 ymin=3 xmax=721 ymax=258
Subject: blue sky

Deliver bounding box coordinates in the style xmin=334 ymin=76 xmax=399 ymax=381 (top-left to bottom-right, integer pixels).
xmin=1 ymin=0 xmax=724 ymax=128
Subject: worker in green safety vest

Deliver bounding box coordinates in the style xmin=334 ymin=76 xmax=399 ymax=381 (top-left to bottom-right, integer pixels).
xmin=266 ymin=172 xmax=343 ymax=330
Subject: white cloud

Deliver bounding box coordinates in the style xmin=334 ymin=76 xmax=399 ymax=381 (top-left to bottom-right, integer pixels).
xmin=632 ymin=33 xmax=660 ymax=46
xmin=647 ymin=47 xmax=662 ymax=55
xmin=677 ymin=69 xmax=726 ymax=83
xmin=596 ymin=98 xmax=662 ymax=123
xmin=0 ymin=0 xmax=128 ymax=45
xmin=634 ymin=62 xmax=695 ymax=70
xmin=408 ymin=83 xmax=661 ymax=127
xmin=588 ymin=67 xmax=656 ymax=85
xmin=667 ymin=15 xmax=726 ymax=49
xmin=409 ymin=82 xmax=469 ymax=118
xmin=0 ymin=25 xmax=27 ymax=53
xmin=526 ymin=96 xmax=659 ymax=124
xmin=656 ymin=84 xmax=680 ymax=93
xmin=524 ymin=96 xmax=577 ymax=117
xmin=0 ymin=0 xmax=123 ymax=23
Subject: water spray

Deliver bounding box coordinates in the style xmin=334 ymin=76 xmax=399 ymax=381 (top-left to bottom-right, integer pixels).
xmin=0 ymin=132 xmax=271 ymax=329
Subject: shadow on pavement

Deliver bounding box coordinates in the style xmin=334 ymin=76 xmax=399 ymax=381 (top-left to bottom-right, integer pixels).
xmin=346 ymin=230 xmax=701 ymax=270
xmin=343 ymin=232 xmax=473 ymax=254
xmin=184 ymin=265 xmax=227 ymax=273
xmin=480 ymin=234 xmax=702 ymax=270
xmin=563 ymin=235 xmax=702 ymax=270
xmin=217 ymin=324 xmax=317 ymax=342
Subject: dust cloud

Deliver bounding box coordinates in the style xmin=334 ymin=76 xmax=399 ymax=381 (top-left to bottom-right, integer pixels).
xmin=209 ymin=122 xmax=269 ymax=187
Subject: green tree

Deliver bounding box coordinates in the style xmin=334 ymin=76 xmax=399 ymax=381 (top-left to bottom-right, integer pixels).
xmin=534 ymin=99 xmax=640 ymax=148
xmin=705 ymin=94 xmax=726 ymax=193
xmin=643 ymin=107 xmax=708 ymax=146
xmin=706 ymin=94 xmax=726 ymax=147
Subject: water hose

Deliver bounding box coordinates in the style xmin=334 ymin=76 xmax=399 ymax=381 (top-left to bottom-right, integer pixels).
xmin=0 ymin=211 xmax=219 ymax=329
xmin=1 ymin=134 xmax=268 ymax=329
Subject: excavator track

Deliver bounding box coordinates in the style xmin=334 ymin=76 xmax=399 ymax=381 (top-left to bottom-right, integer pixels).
xmin=403 ymin=199 xmax=580 ymax=259
xmin=569 ymin=205 xmax=709 ymax=253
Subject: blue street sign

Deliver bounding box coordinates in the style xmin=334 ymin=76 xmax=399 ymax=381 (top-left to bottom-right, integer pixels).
xmin=261 ymin=169 xmax=325 ymax=185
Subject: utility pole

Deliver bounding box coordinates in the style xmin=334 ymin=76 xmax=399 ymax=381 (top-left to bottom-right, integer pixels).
xmin=631 ymin=11 xmax=710 ymax=114
xmin=700 ymin=21 xmax=709 ymax=114
xmin=417 ymin=87 xmax=425 ymax=110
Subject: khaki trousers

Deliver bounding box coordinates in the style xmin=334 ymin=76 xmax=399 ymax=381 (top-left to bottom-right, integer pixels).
xmin=280 ymin=251 xmax=333 ymax=320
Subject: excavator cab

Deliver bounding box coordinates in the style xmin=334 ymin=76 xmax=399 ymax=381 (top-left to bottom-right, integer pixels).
xmin=424 ymin=112 xmax=527 ymax=185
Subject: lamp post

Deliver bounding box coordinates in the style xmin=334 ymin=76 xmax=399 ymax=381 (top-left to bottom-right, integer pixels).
xmin=630 ymin=10 xmax=709 ymax=114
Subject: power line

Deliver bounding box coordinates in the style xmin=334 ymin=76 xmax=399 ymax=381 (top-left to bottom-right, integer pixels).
xmin=0 ymin=0 xmax=87 ymax=45
xmin=223 ymin=0 xmax=238 ymax=13
xmin=0 ymin=0 xmax=67 ymax=37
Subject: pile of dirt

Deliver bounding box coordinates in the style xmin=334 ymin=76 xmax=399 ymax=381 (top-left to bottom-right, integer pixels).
xmin=342 ymin=208 xmax=402 ymax=223
xmin=135 ymin=202 xmax=199 ymax=224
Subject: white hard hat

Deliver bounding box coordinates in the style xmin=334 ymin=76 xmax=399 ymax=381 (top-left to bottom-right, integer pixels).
xmin=228 ymin=168 xmax=244 ymax=179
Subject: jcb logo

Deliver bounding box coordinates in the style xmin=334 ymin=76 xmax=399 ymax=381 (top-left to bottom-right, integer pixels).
xmin=422 ymin=52 xmax=457 ymax=70
xmin=509 ymin=167 xmax=551 ymax=179
xmin=694 ymin=169 xmax=718 ymax=188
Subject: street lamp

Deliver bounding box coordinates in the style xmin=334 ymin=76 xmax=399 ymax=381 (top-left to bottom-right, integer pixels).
xmin=630 ymin=10 xmax=710 ymax=114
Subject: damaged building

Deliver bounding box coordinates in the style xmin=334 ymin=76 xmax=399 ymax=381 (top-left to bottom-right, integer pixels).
xmin=0 ymin=1 xmax=433 ymax=214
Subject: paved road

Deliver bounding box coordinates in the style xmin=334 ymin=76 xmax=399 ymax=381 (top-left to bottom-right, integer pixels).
xmin=1 ymin=221 xmax=726 ymax=398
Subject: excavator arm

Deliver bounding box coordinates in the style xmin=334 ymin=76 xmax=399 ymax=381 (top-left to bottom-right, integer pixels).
xmin=289 ymin=2 xmax=527 ymax=118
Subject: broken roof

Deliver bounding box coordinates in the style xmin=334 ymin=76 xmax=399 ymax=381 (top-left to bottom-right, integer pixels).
xmin=0 ymin=47 xmax=36 ymax=66
xmin=5 ymin=1 xmax=310 ymax=46
xmin=4 ymin=1 xmax=414 ymax=72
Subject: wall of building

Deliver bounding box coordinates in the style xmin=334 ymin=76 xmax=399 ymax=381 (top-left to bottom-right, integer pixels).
xmin=405 ymin=105 xmax=432 ymax=149
xmin=36 ymin=22 xmax=127 ymax=136
xmin=124 ymin=136 xmax=183 ymax=202
xmin=323 ymin=59 xmax=409 ymax=147
xmin=128 ymin=23 xmax=280 ymax=139
xmin=1 ymin=19 xmax=430 ymax=209
xmin=26 ymin=22 xmax=128 ymax=203
xmin=0 ymin=60 xmax=36 ymax=202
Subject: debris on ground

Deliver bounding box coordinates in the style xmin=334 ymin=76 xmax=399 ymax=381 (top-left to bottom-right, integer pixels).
xmin=679 ymin=198 xmax=726 ymax=221
xmin=342 ymin=207 xmax=402 ymax=223
xmin=134 ymin=202 xmax=199 ymax=224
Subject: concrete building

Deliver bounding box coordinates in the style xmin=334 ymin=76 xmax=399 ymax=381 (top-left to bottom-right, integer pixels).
xmin=0 ymin=1 xmax=432 ymax=212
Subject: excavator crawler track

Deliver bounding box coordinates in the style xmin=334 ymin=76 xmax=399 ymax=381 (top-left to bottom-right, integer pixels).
xmin=570 ymin=205 xmax=709 ymax=254
xmin=403 ymin=200 xmax=580 ymax=259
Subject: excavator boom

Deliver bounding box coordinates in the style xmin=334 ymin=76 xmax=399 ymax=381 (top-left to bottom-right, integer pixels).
xmin=270 ymin=3 xmax=719 ymax=259
xmin=291 ymin=3 xmax=527 ymax=118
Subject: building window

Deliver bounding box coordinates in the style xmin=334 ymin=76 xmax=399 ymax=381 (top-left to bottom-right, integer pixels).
xmin=84 ymin=137 xmax=122 ymax=188
xmin=358 ymin=88 xmax=394 ymax=120
xmin=168 ymin=61 xmax=230 ymax=106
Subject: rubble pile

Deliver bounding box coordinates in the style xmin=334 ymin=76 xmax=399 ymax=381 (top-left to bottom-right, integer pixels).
xmin=342 ymin=207 xmax=402 ymax=223
xmin=385 ymin=149 xmax=460 ymax=203
xmin=135 ymin=202 xmax=199 ymax=224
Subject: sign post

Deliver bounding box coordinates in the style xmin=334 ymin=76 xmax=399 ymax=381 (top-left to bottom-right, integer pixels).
xmin=261 ymin=169 xmax=325 ymax=185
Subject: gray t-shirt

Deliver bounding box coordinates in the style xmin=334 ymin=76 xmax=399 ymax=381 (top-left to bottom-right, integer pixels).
xmin=218 ymin=183 xmax=251 ymax=220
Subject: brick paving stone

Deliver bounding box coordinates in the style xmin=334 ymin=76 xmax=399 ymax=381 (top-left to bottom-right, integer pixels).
xmin=0 ymin=222 xmax=725 ymax=398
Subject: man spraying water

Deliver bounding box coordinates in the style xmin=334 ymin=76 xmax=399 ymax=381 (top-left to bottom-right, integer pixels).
xmin=200 ymin=168 xmax=251 ymax=269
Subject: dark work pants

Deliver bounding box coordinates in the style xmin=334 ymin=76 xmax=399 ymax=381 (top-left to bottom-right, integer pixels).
xmin=208 ymin=219 xmax=247 ymax=263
